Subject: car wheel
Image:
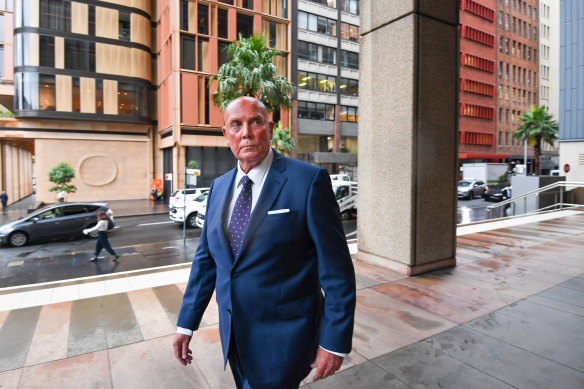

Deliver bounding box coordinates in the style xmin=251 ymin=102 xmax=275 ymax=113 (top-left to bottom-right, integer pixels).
xmin=186 ymin=213 xmax=198 ymax=228
xmin=86 ymin=224 xmax=99 ymax=239
xmin=9 ymin=231 xmax=28 ymax=247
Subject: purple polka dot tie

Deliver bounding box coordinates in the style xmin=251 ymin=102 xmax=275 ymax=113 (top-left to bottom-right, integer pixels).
xmin=228 ymin=176 xmax=252 ymax=257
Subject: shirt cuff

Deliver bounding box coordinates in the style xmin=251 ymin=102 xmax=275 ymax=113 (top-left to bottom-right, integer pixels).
xmin=319 ymin=346 xmax=347 ymax=358
xmin=176 ymin=327 xmax=193 ymax=336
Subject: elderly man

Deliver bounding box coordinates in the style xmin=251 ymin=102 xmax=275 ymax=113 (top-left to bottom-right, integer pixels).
xmin=173 ymin=97 xmax=356 ymax=389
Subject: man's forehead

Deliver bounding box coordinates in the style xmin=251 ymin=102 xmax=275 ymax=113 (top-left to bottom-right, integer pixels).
xmin=225 ymin=101 xmax=267 ymax=121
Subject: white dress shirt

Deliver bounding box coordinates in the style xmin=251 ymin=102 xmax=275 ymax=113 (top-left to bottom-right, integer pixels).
xmin=177 ymin=149 xmax=346 ymax=358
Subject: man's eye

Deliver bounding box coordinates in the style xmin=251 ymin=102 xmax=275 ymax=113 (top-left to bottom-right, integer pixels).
xmin=231 ymin=122 xmax=241 ymax=127
xmin=253 ymin=119 xmax=262 ymax=125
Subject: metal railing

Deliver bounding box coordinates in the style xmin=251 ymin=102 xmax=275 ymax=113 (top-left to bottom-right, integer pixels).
xmin=487 ymin=181 xmax=584 ymax=219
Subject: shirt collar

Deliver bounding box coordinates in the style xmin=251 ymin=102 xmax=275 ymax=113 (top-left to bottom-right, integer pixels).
xmin=235 ymin=148 xmax=274 ymax=186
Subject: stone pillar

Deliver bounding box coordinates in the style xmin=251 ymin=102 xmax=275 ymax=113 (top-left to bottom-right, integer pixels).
xmin=357 ymin=1 xmax=459 ymax=275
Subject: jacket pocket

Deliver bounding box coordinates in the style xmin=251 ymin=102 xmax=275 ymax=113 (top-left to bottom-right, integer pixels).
xmin=277 ymin=293 xmax=319 ymax=320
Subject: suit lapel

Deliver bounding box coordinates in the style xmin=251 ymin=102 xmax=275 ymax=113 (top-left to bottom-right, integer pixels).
xmin=210 ymin=168 xmax=237 ymax=263
xmin=235 ymin=152 xmax=287 ymax=263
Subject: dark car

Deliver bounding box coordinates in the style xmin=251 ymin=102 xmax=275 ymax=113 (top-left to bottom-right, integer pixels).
xmin=483 ymin=186 xmax=512 ymax=203
xmin=482 ymin=187 xmax=504 ymax=202
xmin=0 ymin=203 xmax=114 ymax=247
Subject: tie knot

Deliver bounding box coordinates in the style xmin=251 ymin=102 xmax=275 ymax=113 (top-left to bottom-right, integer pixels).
xmin=241 ymin=176 xmax=252 ymax=188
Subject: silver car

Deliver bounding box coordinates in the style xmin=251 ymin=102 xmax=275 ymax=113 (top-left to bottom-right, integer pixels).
xmin=457 ymin=180 xmax=487 ymax=200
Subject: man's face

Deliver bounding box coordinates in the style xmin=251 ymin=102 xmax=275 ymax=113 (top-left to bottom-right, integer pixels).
xmin=222 ymin=98 xmax=274 ymax=172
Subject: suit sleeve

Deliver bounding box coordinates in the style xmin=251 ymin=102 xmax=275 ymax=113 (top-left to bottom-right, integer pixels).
xmin=176 ymin=182 xmax=218 ymax=332
xmin=306 ymin=168 xmax=356 ymax=354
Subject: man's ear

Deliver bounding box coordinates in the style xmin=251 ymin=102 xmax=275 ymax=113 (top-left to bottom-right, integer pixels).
xmin=222 ymin=127 xmax=230 ymax=146
xmin=268 ymin=121 xmax=274 ymax=140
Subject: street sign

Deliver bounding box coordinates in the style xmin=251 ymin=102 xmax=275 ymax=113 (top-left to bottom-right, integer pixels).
xmin=165 ymin=173 xmax=172 ymax=180
xmin=564 ymin=164 xmax=570 ymax=173
xmin=185 ymin=169 xmax=201 ymax=176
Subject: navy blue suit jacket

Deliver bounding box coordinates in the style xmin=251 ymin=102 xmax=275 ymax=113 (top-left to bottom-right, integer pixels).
xmin=177 ymin=150 xmax=356 ymax=388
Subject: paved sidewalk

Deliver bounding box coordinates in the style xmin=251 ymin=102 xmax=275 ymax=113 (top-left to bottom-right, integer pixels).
xmin=0 ymin=195 xmax=169 ymax=225
xmin=0 ymin=211 xmax=583 ymax=388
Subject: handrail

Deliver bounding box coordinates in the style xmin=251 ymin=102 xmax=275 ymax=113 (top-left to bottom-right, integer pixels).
xmin=486 ymin=181 xmax=584 ymax=219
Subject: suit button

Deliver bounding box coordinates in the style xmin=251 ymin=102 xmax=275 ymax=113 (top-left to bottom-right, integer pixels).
xmin=227 ymin=308 xmax=231 ymax=315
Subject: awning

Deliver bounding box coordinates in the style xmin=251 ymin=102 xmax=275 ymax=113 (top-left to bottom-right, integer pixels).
xmin=459 ymin=153 xmax=507 ymax=160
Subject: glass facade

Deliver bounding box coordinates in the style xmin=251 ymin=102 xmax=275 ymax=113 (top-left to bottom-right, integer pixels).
xmin=12 ymin=0 xmax=152 ymax=122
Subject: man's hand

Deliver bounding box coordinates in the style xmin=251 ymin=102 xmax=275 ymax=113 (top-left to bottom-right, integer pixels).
xmin=310 ymin=348 xmax=344 ymax=381
xmin=172 ymin=333 xmax=193 ymax=366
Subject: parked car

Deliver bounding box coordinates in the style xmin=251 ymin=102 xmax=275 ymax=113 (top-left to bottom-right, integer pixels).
xmin=169 ymin=187 xmax=209 ymax=208
xmin=457 ymin=179 xmax=487 ymax=200
xmin=195 ymin=199 xmax=207 ymax=229
xmin=169 ymin=193 xmax=208 ymax=228
xmin=330 ymin=174 xmax=351 ymax=182
xmin=0 ymin=203 xmax=114 ymax=247
xmin=482 ymin=187 xmax=504 ymax=202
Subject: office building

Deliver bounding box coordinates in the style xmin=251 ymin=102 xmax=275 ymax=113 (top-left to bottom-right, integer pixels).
xmin=458 ymin=0 xmax=502 ymax=165
xmin=559 ymin=0 xmax=584 ymax=185
xmin=291 ymin=0 xmax=359 ymax=179
xmin=1 ymin=0 xmax=155 ymax=203
xmin=496 ymin=0 xmax=540 ymax=172
xmin=538 ymin=0 xmax=560 ymax=173
xmin=159 ymin=0 xmax=291 ymax=196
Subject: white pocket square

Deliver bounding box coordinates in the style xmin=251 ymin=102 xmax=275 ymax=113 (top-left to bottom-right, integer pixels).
xmin=268 ymin=209 xmax=290 ymax=215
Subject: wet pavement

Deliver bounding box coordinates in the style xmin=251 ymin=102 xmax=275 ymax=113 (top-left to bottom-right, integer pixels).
xmin=0 ymin=210 xmax=582 ymax=388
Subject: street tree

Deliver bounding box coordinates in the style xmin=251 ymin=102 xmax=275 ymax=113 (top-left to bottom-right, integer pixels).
xmin=270 ymin=121 xmax=296 ymax=155
xmin=513 ymin=105 xmax=559 ymax=174
xmin=47 ymin=162 xmax=77 ymax=197
xmin=211 ymin=34 xmax=294 ymax=113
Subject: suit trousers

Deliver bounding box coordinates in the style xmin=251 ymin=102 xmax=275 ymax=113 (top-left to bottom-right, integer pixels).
xmin=227 ymin=329 xmax=304 ymax=389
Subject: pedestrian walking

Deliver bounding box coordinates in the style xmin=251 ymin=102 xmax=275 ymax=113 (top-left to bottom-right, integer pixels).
xmin=83 ymin=211 xmax=119 ymax=261
xmin=0 ymin=191 xmax=7 ymax=212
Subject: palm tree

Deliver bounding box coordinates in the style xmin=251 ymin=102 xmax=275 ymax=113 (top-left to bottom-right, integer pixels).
xmin=513 ymin=105 xmax=558 ymax=174
xmin=270 ymin=121 xmax=296 ymax=154
xmin=211 ymin=34 xmax=294 ymax=113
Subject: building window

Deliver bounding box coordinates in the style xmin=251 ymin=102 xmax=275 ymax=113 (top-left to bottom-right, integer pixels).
xmin=339 ymin=77 xmax=358 ymax=95
xmin=297 ymin=101 xmax=335 ymax=120
xmin=340 ymin=50 xmax=358 ymax=69
xmin=217 ymin=8 xmax=228 ymax=38
xmin=263 ymin=20 xmax=287 ymax=50
xmin=263 ymin=0 xmax=287 ymax=18
xmin=96 ymin=79 xmax=103 ymax=114
xmin=297 ymin=71 xmax=335 ymax=93
xmin=64 ymin=39 xmax=95 ymax=72
xmin=39 ymin=74 xmax=56 ymax=110
xmin=299 ymin=11 xmax=336 ymax=37
xmin=498 ymin=108 xmax=503 ymax=122
xmin=237 ymin=13 xmax=254 ymax=39
xmin=0 ymin=46 xmax=3 ymax=78
xmin=198 ymin=37 xmax=209 ymax=72
xmin=461 ymin=25 xmax=495 ymax=46
xmin=15 ymin=72 xmax=57 ymax=111
xmin=340 ymin=22 xmax=358 ymax=42
xmin=40 ymin=0 xmax=71 ymax=31
xmin=89 ymin=5 xmax=95 ymax=36
xmin=340 ymin=0 xmax=359 ymax=14
xmin=39 ymin=35 xmax=55 ymax=67
xmin=340 ymin=105 xmax=358 ymax=122
xmin=305 ymin=0 xmax=335 ymax=8
xmin=181 ymin=35 xmax=196 ymax=70
xmin=298 ymin=41 xmax=336 ymax=65
xmin=242 ymin=0 xmax=253 ymax=10
xmin=119 ymin=11 xmax=130 ymax=41
xmin=218 ymin=41 xmax=231 ymax=68
xmin=72 ymin=76 xmax=80 ymax=112
xmin=198 ymin=4 xmax=208 ymax=35
xmin=181 ymin=0 xmax=188 ymax=31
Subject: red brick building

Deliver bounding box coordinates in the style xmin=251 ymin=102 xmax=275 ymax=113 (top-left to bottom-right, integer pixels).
xmin=459 ymin=0 xmax=503 ymax=164
xmin=496 ymin=0 xmax=539 ymax=171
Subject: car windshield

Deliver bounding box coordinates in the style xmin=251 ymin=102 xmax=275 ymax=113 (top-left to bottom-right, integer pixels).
xmin=458 ymin=181 xmax=472 ymax=187
xmin=194 ymin=194 xmax=207 ymax=202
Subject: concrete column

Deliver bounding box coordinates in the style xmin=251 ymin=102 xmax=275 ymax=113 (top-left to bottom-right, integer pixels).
xmin=357 ymin=1 xmax=459 ymax=275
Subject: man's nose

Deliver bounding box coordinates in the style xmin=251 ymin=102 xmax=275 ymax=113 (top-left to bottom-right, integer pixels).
xmin=242 ymin=122 xmax=253 ymax=138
